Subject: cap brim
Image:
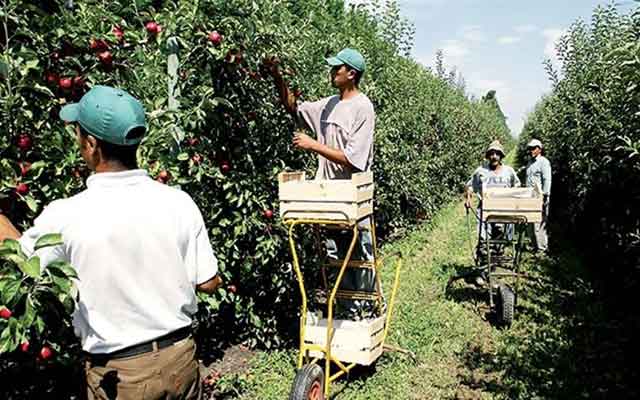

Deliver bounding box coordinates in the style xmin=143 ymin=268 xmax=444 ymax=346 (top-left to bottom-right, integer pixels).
xmin=326 ymin=57 xmax=343 ymax=66
xmin=59 ymin=104 xmax=80 ymax=122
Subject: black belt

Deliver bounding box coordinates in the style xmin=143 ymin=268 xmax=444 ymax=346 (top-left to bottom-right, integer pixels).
xmin=87 ymin=326 xmax=192 ymax=363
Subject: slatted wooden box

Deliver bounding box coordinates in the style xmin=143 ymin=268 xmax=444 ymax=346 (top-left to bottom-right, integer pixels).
xmin=278 ymin=171 xmax=374 ymax=222
xmin=482 ymin=186 xmax=543 ymax=223
xmin=304 ymin=315 xmax=385 ymax=366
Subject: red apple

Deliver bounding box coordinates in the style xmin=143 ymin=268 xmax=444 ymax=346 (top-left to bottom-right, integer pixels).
xmin=192 ymin=154 xmax=202 ymax=164
xmin=17 ymin=134 xmax=32 ymax=151
xmin=208 ymin=31 xmax=222 ymax=45
xmin=186 ymin=137 xmax=200 ymax=146
xmin=0 ymin=307 xmax=12 ymax=319
xmin=73 ymin=76 xmax=85 ymax=88
xmin=98 ymin=51 xmax=113 ymax=66
xmin=89 ymin=38 xmax=109 ymax=52
xmin=59 ymin=77 xmax=73 ymax=90
xmin=39 ymin=346 xmax=54 ymax=360
xmin=20 ymin=341 xmax=30 ymax=352
xmin=220 ymin=162 xmax=231 ymax=173
xmin=247 ymin=111 xmax=257 ymax=121
xmin=227 ymin=284 xmax=237 ymax=293
xmin=112 ymin=26 xmax=124 ymax=41
xmin=45 ymin=71 xmax=59 ymax=85
xmin=263 ymin=209 xmax=274 ymax=219
xmin=145 ymin=21 xmax=161 ymax=35
xmin=16 ymin=183 xmax=29 ymax=196
xmin=19 ymin=162 xmax=31 ymax=177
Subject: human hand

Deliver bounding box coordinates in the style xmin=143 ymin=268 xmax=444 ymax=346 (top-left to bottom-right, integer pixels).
xmin=261 ymin=56 xmax=282 ymax=78
xmin=464 ymin=189 xmax=473 ymax=209
xmin=292 ymin=132 xmax=317 ymax=151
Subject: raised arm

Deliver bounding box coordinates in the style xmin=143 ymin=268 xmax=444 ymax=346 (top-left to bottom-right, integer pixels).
xmin=263 ymin=57 xmax=297 ymax=116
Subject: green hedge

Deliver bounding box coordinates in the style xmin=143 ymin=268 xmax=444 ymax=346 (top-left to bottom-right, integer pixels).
xmin=518 ymin=5 xmax=640 ymax=291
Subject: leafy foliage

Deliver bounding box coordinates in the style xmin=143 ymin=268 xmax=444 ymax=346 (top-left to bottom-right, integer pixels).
xmin=518 ymin=5 xmax=640 ymax=293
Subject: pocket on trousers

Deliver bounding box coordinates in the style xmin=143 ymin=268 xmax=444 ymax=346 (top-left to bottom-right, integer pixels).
xmin=86 ymin=364 xmax=145 ymax=400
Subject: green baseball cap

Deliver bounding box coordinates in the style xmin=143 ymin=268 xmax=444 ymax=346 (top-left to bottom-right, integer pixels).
xmin=326 ymin=48 xmax=366 ymax=72
xmin=59 ymin=85 xmax=147 ymax=145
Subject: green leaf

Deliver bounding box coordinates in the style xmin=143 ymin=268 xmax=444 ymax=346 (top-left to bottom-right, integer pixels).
xmin=25 ymin=196 xmax=38 ymax=212
xmin=0 ymin=325 xmax=16 ymax=354
xmin=47 ymin=260 xmax=78 ymax=279
xmin=22 ymin=295 xmax=36 ymax=326
xmin=20 ymin=256 xmax=41 ymax=278
xmin=177 ymin=152 xmax=189 ymax=161
xmin=1 ymin=239 xmax=22 ymax=254
xmin=34 ymin=233 xmax=63 ymax=251
xmin=34 ymin=316 xmax=45 ymax=335
xmin=0 ymin=279 xmax=20 ymax=305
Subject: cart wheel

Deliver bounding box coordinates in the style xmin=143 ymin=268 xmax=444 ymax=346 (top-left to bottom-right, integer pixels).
xmin=289 ymin=363 xmax=325 ymax=400
xmin=496 ymin=284 xmax=515 ymax=327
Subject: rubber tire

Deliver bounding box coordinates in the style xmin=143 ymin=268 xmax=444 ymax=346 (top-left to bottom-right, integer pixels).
xmin=496 ymin=283 xmax=515 ymax=327
xmin=289 ymin=363 xmax=325 ymax=400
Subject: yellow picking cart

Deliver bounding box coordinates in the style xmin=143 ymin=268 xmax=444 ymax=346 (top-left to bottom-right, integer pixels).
xmin=278 ymin=171 xmax=403 ymax=400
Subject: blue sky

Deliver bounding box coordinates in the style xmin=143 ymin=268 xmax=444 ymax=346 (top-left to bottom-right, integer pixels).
xmin=351 ymin=0 xmax=637 ymax=135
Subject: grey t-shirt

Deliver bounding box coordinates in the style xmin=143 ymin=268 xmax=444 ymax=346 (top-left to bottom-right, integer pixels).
xmin=467 ymin=164 xmax=521 ymax=193
xmin=297 ymin=93 xmax=375 ymax=180
xmin=526 ymin=155 xmax=552 ymax=195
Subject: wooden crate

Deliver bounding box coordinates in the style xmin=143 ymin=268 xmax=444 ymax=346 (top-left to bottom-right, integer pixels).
xmin=278 ymin=171 xmax=374 ymax=222
xmin=304 ymin=315 xmax=385 ymax=366
xmin=482 ymin=186 xmax=543 ymax=223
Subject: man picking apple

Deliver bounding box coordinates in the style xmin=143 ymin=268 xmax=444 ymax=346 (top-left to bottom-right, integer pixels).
xmin=267 ymin=48 xmax=378 ymax=319
xmin=0 ymin=85 xmax=221 ymax=400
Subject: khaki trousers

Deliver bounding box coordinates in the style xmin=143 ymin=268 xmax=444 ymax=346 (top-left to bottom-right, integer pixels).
xmin=85 ymin=337 xmax=201 ymax=400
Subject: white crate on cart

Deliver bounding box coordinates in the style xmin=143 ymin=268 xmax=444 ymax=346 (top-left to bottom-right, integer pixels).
xmin=303 ymin=314 xmax=385 ymax=366
xmin=278 ymin=171 xmax=374 ymax=222
xmin=482 ymin=185 xmax=543 ymax=223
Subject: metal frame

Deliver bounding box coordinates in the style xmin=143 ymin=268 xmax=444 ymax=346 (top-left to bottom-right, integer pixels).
xmin=448 ymin=197 xmax=533 ymax=320
xmin=283 ymin=210 xmax=403 ymax=398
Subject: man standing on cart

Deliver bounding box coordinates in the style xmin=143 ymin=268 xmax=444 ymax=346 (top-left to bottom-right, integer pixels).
xmin=465 ymin=140 xmax=521 ymax=261
xmin=525 ymin=139 xmax=551 ymax=253
xmin=266 ymin=48 xmax=378 ymax=319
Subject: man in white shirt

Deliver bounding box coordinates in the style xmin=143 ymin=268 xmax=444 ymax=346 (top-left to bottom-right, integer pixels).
xmin=525 ymin=139 xmax=552 ymax=252
xmin=0 ymin=86 xmax=221 ymax=400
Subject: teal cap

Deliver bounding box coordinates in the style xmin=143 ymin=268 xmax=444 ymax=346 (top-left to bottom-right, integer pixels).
xmin=59 ymin=85 xmax=147 ymax=145
xmin=326 ymin=48 xmax=366 ymax=72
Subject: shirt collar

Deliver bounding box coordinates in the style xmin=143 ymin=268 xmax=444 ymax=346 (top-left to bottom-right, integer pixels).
xmin=86 ymin=169 xmax=150 ymax=189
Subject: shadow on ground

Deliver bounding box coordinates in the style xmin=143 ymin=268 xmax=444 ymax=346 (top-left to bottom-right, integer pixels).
xmin=454 ymin=246 xmax=639 ymax=399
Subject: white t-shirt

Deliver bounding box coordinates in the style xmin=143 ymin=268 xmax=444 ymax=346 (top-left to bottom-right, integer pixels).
xmin=19 ymin=170 xmax=218 ymax=354
xmin=298 ymin=93 xmax=375 ymax=179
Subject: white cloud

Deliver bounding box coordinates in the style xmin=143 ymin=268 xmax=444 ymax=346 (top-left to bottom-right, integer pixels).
xmin=440 ymin=39 xmax=469 ymax=63
xmin=460 ymin=25 xmax=486 ymax=42
xmin=472 ymin=79 xmax=513 ymax=103
xmin=498 ymin=36 xmax=521 ymax=45
xmin=515 ymin=24 xmax=538 ymax=34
